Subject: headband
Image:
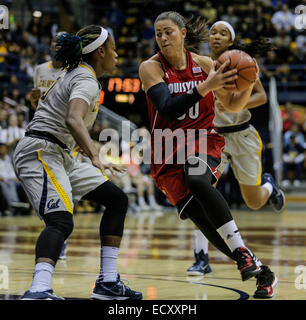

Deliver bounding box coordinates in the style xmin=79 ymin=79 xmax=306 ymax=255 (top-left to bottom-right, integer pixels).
xmin=82 ymin=27 xmax=108 ymax=54
xmin=210 ymin=21 xmax=235 ymax=41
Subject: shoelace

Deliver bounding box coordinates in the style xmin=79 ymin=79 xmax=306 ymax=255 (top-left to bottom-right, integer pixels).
xmin=119 ymin=278 xmax=133 ymax=293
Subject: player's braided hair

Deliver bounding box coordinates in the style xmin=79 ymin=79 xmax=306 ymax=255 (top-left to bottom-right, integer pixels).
xmin=55 ymin=25 xmax=109 ymax=72
xmin=154 ymin=11 xmax=209 ymax=53
xmin=230 ymin=38 xmax=275 ymax=57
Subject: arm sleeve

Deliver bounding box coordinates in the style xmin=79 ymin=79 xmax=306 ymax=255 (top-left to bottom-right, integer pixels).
xmin=69 ymin=74 xmax=99 ymax=107
xmin=147 ymin=82 xmax=203 ymax=120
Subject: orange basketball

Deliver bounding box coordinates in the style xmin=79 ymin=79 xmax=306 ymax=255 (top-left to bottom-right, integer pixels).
xmin=215 ymin=50 xmax=258 ymax=92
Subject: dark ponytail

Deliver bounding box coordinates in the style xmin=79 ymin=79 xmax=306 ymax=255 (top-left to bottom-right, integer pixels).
xmin=154 ymin=11 xmax=209 ymax=53
xmin=55 ymin=33 xmax=83 ymax=71
xmin=184 ymin=15 xmax=209 ymax=53
xmin=54 ymin=25 xmax=109 ymax=72
xmin=230 ymin=37 xmax=275 ymax=57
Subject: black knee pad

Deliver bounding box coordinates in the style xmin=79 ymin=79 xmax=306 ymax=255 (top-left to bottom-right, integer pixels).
xmin=35 ymin=225 xmax=65 ymax=262
xmin=43 ymin=211 xmax=74 ymax=240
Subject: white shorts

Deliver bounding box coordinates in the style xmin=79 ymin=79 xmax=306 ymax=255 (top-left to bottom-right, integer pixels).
xmin=217 ymin=125 xmax=263 ymax=186
xmin=13 ymin=136 xmax=108 ymax=218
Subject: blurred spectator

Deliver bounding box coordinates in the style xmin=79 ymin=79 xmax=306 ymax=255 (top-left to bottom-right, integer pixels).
xmin=0 ymin=142 xmax=29 ymax=214
xmin=220 ymin=6 xmax=238 ymax=28
xmin=282 ymin=134 xmax=305 ymax=187
xmin=0 ymin=38 xmax=8 ymax=63
xmin=141 ymin=19 xmax=155 ymax=45
xmin=0 ymin=107 xmax=9 ymax=129
xmin=283 ymin=122 xmax=305 ymax=147
xmin=296 ymin=33 xmax=306 ymax=54
xmin=271 ymin=4 xmax=294 ymax=32
xmin=281 ymin=102 xmax=303 ymax=132
xmin=200 ymin=1 xmax=217 ymax=23
xmin=104 ymin=1 xmax=125 ymax=30
xmin=273 ymin=28 xmax=292 ymax=49
xmin=0 ymin=113 xmax=25 ymax=152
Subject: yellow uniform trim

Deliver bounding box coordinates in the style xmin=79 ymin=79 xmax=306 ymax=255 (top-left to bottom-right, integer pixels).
xmin=79 ymin=64 xmax=97 ymax=80
xmin=255 ymin=130 xmax=263 ymax=186
xmin=38 ymin=149 xmax=73 ymax=214
xmin=48 ymin=61 xmax=51 ymax=70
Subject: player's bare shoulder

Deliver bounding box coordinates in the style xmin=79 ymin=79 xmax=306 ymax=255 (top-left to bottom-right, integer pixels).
xmin=191 ymin=52 xmax=213 ymax=75
xmin=139 ymin=54 xmax=163 ymax=74
xmin=139 ymin=54 xmax=164 ymax=91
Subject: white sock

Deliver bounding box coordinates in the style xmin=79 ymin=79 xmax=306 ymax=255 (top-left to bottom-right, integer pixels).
xmin=29 ymin=262 xmax=54 ymax=293
xmin=148 ymin=195 xmax=157 ymax=207
xmin=194 ymin=229 xmax=208 ymax=254
xmin=99 ymin=246 xmax=118 ymax=283
xmin=138 ymin=197 xmax=146 ymax=207
xmin=262 ymin=182 xmax=273 ymax=197
xmin=216 ymin=220 xmax=245 ymax=252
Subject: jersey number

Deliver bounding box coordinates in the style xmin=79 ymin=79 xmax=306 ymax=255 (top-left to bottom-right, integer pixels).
xmin=177 ymin=102 xmax=199 ymax=120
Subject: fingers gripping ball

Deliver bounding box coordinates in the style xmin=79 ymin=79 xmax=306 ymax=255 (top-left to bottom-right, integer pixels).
xmin=215 ymin=50 xmax=258 ymax=91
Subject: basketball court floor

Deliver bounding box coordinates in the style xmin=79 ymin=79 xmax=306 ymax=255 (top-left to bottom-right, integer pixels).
xmin=0 ymin=197 xmax=305 ymax=300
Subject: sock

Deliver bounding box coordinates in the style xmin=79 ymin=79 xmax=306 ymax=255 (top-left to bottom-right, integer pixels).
xmin=262 ymin=182 xmax=273 ymax=197
xmin=194 ymin=229 xmax=208 ymax=254
xmin=138 ymin=197 xmax=147 ymax=207
xmin=216 ymin=220 xmax=245 ymax=252
xmin=29 ymin=262 xmax=54 ymax=293
xmin=148 ymin=195 xmax=157 ymax=207
xmin=98 ymin=246 xmax=118 ymax=283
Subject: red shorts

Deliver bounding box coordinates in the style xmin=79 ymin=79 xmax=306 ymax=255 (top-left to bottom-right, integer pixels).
xmin=155 ymin=154 xmax=221 ymax=207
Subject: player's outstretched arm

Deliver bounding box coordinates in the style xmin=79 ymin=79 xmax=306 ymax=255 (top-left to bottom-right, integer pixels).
xmin=244 ymin=78 xmax=267 ymax=110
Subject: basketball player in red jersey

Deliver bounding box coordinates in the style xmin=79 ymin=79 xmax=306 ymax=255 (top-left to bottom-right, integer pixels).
xmin=139 ymin=11 xmax=264 ymax=285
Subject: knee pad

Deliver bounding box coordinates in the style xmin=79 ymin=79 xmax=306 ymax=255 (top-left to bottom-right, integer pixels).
xmin=43 ymin=211 xmax=74 ymax=240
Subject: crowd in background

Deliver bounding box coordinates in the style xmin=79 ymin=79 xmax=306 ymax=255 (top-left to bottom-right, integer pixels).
xmin=0 ymin=0 xmax=306 ymax=215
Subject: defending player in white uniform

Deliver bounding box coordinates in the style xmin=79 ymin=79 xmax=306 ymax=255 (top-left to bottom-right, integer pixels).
xmin=13 ymin=25 xmax=142 ymax=300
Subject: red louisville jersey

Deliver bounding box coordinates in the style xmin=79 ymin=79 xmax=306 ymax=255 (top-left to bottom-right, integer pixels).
xmin=146 ymin=50 xmax=223 ymax=179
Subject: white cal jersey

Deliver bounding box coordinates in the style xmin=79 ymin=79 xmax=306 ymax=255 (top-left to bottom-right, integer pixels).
xmin=27 ymin=62 xmax=101 ymax=150
xmin=33 ymin=61 xmax=64 ymax=96
xmin=213 ymin=103 xmax=251 ymax=127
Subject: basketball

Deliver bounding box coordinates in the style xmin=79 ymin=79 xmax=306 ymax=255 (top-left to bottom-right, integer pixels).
xmin=215 ymin=50 xmax=258 ymax=91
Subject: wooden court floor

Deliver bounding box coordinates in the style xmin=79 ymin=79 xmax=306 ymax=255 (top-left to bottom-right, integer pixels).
xmin=0 ymin=205 xmax=305 ymax=300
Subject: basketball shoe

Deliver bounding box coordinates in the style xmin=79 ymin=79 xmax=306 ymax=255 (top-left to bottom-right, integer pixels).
xmin=186 ymin=250 xmax=212 ymax=276
xmin=262 ymin=173 xmax=286 ymax=213
xmin=233 ymin=247 xmax=261 ymax=281
xmin=91 ymin=274 xmax=143 ymax=300
xmin=20 ymin=289 xmax=64 ymax=300
xmin=254 ymin=265 xmax=278 ymax=298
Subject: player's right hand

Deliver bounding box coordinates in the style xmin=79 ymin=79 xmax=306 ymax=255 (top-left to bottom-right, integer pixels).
xmin=207 ymin=61 xmax=238 ymax=91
